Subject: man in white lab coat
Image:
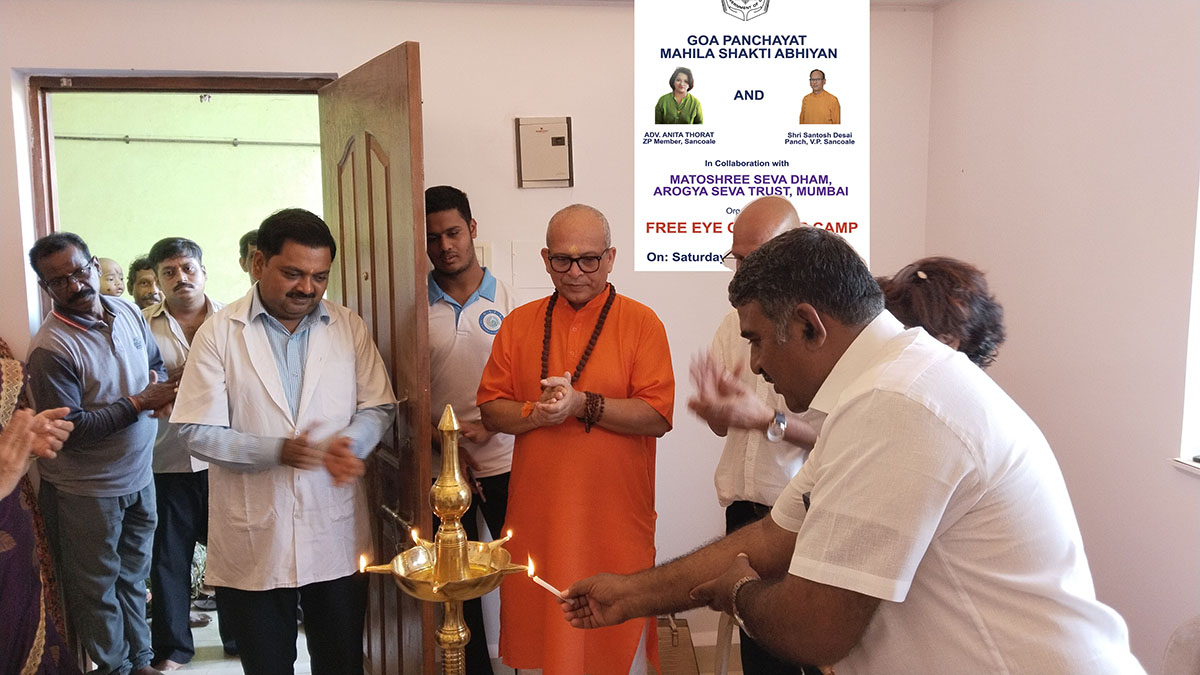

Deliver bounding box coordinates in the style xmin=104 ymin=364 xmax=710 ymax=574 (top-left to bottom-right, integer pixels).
xmin=171 ymin=209 xmax=395 ymax=675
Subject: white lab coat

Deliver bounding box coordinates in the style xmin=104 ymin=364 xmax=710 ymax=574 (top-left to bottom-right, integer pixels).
xmin=171 ymin=292 xmax=395 ymax=590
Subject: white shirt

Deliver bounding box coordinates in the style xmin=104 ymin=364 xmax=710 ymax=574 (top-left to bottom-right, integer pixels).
xmin=772 ymin=311 xmax=1142 ymax=674
xmin=143 ymin=297 xmax=222 ymax=473
xmin=428 ymin=269 xmax=515 ymax=478
xmin=170 ymin=291 xmax=396 ymax=590
xmin=711 ymin=309 xmax=809 ymax=507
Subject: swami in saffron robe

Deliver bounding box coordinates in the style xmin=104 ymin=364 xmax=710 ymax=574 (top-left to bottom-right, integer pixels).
xmin=477 ymin=287 xmax=674 ymax=675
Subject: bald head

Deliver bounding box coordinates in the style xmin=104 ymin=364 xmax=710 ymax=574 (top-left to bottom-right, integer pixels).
xmin=542 ymin=204 xmax=615 ymax=309
xmin=546 ymin=204 xmax=612 ymax=249
xmin=730 ymin=196 xmax=802 ymax=261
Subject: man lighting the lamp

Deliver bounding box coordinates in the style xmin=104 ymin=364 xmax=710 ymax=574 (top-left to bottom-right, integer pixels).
xmin=563 ymin=227 xmax=1142 ymax=673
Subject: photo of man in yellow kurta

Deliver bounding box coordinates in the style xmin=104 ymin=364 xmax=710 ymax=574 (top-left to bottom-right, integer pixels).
xmin=799 ymin=69 xmax=840 ymax=125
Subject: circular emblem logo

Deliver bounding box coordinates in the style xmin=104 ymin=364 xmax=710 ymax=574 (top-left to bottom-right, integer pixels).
xmin=479 ymin=309 xmax=504 ymax=335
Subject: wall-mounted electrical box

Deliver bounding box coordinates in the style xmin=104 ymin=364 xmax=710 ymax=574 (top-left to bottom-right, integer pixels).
xmin=474 ymin=241 xmax=491 ymax=269
xmin=515 ymin=116 xmax=573 ymax=188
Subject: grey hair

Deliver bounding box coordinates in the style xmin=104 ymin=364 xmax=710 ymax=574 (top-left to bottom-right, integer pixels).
xmin=729 ymin=227 xmax=883 ymax=342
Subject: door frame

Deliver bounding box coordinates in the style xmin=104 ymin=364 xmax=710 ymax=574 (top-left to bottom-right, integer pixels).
xmin=23 ymin=72 xmax=441 ymax=672
xmin=28 ymin=70 xmax=438 ymax=674
xmin=26 ymin=74 xmax=334 ymax=245
xmin=25 ymin=72 xmax=337 ymax=669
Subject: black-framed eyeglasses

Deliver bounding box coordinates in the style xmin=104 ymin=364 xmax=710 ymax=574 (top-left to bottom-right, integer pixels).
xmin=548 ymin=252 xmax=607 ymax=274
xmin=43 ymin=258 xmax=96 ymax=293
xmin=721 ymin=250 xmax=741 ymax=271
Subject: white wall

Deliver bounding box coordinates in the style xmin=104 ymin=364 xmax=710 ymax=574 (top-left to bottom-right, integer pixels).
xmin=869 ymin=7 xmax=933 ymax=274
xmin=923 ymin=2 xmax=1200 ymax=672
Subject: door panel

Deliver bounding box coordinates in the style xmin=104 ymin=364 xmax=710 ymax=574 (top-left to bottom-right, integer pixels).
xmin=367 ymin=136 xmax=396 ymax=370
xmin=334 ymin=138 xmax=360 ymax=314
xmin=318 ymin=42 xmax=433 ymax=675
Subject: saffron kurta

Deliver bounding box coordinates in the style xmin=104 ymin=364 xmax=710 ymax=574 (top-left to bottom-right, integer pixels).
xmin=477 ymin=288 xmax=674 ymax=675
xmin=799 ymin=90 xmax=841 ymax=124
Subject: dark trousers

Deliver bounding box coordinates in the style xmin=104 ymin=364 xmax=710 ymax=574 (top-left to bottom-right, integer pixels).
xmin=725 ymin=501 xmax=823 ymax=675
xmin=39 ymin=480 xmax=157 ymax=675
xmin=216 ymin=573 xmax=368 ymax=675
xmin=451 ymin=472 xmax=510 ymax=675
xmin=150 ymin=471 xmax=233 ymax=663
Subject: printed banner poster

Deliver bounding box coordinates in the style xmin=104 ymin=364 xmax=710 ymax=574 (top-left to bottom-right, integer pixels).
xmin=635 ymin=0 xmax=869 ymax=270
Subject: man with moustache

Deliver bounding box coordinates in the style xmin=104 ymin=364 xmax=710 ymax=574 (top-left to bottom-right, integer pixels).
xmin=425 ymin=185 xmax=515 ymax=674
xmin=477 ymin=204 xmax=674 ymax=674
xmin=563 ymin=228 xmax=1143 ymax=674
xmin=689 ymin=197 xmax=820 ymax=675
xmin=26 ymin=232 xmax=178 ymax=675
xmin=141 ymin=237 xmax=233 ymax=670
xmin=171 ymin=209 xmax=395 ymax=675
xmin=128 ymin=256 xmax=164 ymax=309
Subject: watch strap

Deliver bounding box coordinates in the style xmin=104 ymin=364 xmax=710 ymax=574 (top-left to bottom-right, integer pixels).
xmin=766 ymin=410 xmax=787 ymax=442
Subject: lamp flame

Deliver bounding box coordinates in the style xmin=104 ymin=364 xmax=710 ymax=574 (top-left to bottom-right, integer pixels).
xmin=359 ymin=555 xmax=366 ymax=573
xmin=525 ymin=555 xmax=564 ymax=599
xmin=411 ymin=528 xmax=421 ymax=545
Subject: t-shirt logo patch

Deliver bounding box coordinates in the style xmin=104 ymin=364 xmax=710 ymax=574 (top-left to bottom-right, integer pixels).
xmin=479 ymin=309 xmax=504 ymax=335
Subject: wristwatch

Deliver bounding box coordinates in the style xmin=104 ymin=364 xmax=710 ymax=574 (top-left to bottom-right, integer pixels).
xmin=730 ymin=575 xmax=758 ymax=638
xmin=765 ymin=410 xmax=787 ymax=442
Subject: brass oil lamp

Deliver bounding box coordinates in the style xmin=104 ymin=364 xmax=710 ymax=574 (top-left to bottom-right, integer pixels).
xmin=363 ymin=405 xmax=527 ymax=674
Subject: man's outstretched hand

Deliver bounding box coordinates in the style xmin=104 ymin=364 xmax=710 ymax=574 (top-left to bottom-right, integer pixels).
xmin=561 ymin=573 xmax=640 ymax=630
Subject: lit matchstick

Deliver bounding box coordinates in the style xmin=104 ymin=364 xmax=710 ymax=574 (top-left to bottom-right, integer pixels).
xmin=359 ymin=555 xmax=367 ymax=573
xmin=526 ymin=556 xmax=565 ymax=599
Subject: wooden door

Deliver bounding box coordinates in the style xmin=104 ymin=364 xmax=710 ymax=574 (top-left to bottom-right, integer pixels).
xmin=318 ymin=42 xmax=433 ymax=675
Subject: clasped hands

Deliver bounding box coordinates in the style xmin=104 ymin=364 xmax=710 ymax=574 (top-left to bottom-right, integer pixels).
xmin=1 ymin=407 xmax=73 ymax=499
xmin=688 ymin=351 xmax=773 ymax=434
xmin=529 ymin=371 xmax=585 ymax=428
xmin=3 ymin=407 xmax=73 ymax=461
xmin=281 ymin=427 xmax=364 ymax=486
